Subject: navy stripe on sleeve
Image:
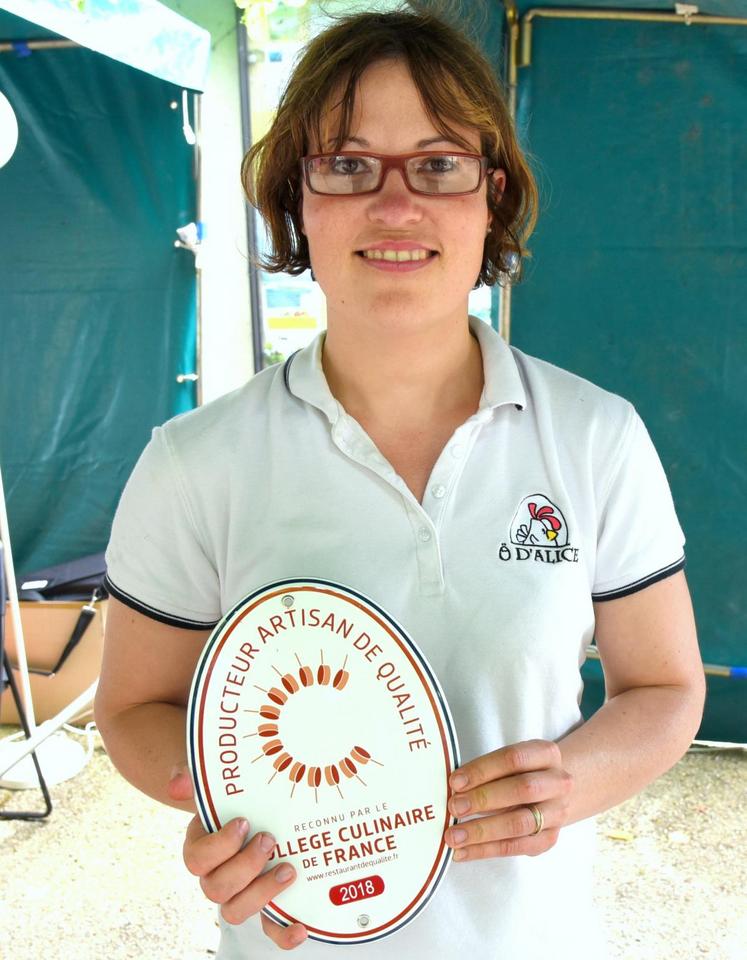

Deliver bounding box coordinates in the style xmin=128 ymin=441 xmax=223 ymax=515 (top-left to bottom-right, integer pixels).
xmin=104 ymin=575 xmax=219 ymax=631
xmin=591 ymin=555 xmax=685 ymax=603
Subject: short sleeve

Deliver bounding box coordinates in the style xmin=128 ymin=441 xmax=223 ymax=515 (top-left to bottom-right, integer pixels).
xmin=592 ymin=405 xmax=685 ymax=601
xmin=104 ymin=425 xmax=221 ymax=629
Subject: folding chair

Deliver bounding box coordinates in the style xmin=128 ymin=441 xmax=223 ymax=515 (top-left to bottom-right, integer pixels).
xmin=0 ymin=540 xmax=53 ymax=820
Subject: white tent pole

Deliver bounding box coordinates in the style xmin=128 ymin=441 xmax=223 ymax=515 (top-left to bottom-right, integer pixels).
xmin=0 ymin=462 xmax=37 ymax=732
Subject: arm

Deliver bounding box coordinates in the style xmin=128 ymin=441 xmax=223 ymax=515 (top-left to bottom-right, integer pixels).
xmin=558 ymin=569 xmax=705 ymax=822
xmin=94 ymin=596 xmax=208 ymax=812
xmin=95 ymin=598 xmax=308 ymax=948
xmin=445 ymin=571 xmax=705 ymax=859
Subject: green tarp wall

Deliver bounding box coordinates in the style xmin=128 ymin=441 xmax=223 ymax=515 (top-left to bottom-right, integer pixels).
xmin=500 ymin=3 xmax=746 ymax=742
xmin=0 ymin=10 xmax=198 ymax=574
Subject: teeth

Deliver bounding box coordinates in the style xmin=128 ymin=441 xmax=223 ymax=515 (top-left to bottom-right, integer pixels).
xmin=362 ymin=249 xmax=431 ymax=262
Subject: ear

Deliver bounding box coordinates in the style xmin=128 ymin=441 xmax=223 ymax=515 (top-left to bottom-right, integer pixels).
xmin=298 ymin=194 xmax=305 ymax=235
xmin=491 ymin=168 xmax=507 ymax=195
xmin=486 ymin=168 xmax=507 ymax=230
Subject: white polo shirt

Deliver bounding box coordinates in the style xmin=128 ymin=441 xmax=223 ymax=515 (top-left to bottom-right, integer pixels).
xmin=105 ymin=317 xmax=685 ymax=960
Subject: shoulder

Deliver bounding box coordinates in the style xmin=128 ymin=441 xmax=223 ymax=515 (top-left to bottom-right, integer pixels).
xmin=156 ymin=362 xmax=290 ymax=458
xmin=510 ymin=346 xmax=635 ymax=436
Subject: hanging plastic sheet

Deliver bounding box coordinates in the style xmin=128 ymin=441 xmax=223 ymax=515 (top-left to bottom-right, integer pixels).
xmin=0 ymin=0 xmax=209 ymax=90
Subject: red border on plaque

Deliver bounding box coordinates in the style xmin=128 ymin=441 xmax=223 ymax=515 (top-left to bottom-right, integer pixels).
xmin=192 ymin=583 xmax=455 ymax=940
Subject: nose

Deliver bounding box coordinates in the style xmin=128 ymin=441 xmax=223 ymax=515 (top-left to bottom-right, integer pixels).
xmin=366 ymin=167 xmax=423 ymax=225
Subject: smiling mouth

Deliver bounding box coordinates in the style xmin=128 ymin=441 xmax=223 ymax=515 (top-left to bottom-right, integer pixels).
xmin=357 ymin=249 xmax=437 ymax=262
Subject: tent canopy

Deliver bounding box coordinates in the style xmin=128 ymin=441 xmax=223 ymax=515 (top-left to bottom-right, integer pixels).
xmin=0 ymin=0 xmax=210 ymax=91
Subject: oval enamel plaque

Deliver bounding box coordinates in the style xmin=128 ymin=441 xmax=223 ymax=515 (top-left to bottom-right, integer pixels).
xmin=187 ymin=579 xmax=459 ymax=944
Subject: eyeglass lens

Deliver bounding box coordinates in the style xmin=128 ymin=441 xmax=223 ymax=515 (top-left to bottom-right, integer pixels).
xmin=306 ymin=154 xmax=482 ymax=195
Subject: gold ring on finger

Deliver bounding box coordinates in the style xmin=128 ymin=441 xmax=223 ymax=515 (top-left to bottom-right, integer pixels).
xmin=527 ymin=803 xmax=544 ymax=836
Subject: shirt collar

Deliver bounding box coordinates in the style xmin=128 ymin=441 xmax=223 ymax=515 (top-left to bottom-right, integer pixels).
xmin=285 ymin=315 xmax=526 ymax=422
xmin=284 ymin=333 xmax=340 ymax=424
xmin=468 ymin=315 xmax=526 ymax=412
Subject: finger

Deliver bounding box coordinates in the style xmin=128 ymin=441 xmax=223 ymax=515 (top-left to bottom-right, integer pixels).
xmin=184 ymin=815 xmax=251 ymax=877
xmin=449 ymin=740 xmax=563 ymax=793
xmin=201 ymin=830 xmax=278 ymax=905
xmin=221 ymin=860 xmax=298 ymax=926
xmin=261 ymin=913 xmax=309 ymax=950
xmin=448 ymin=765 xmax=572 ymax=818
xmin=445 ymin=799 xmax=565 ymax=850
xmin=449 ymin=826 xmax=561 ymax=862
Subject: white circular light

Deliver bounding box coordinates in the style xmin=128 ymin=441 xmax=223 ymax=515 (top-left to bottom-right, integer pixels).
xmin=0 ymin=90 xmax=19 ymax=168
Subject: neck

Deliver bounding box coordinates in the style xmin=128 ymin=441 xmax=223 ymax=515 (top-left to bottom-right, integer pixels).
xmin=322 ymin=314 xmax=484 ymax=430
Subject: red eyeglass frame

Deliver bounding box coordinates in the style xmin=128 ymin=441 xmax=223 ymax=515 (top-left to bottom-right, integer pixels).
xmin=299 ymin=151 xmax=494 ymax=197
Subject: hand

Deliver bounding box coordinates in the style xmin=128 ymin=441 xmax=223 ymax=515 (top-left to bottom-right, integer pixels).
xmin=444 ymin=740 xmax=573 ymax=861
xmin=168 ymin=766 xmax=308 ymax=949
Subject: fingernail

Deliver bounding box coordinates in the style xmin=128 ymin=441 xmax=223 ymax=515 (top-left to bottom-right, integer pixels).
xmin=276 ymin=864 xmax=295 ymax=883
xmin=259 ymin=832 xmax=276 ymax=853
xmin=452 ymin=849 xmax=466 ymax=862
xmin=235 ymin=818 xmax=250 ymax=838
xmin=450 ymin=828 xmax=468 ymax=845
xmin=450 ymin=773 xmax=468 ymax=790
xmin=452 ymin=797 xmax=470 ymax=816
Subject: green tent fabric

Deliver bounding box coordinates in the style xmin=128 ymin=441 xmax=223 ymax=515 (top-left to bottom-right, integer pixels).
xmin=0 ymin=14 xmax=198 ymax=573
xmin=505 ymin=8 xmax=746 ymax=740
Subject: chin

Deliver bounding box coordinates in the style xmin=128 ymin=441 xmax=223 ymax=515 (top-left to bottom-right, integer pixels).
xmin=370 ymin=293 xmax=461 ymax=333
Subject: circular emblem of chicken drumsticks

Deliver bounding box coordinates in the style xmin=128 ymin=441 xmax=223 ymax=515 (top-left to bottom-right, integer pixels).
xmin=249 ymin=651 xmax=384 ymax=800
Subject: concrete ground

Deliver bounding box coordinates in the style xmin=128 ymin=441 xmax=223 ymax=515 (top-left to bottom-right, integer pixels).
xmin=0 ymin=730 xmax=744 ymax=960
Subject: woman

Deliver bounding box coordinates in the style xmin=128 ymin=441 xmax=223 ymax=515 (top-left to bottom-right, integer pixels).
xmin=95 ymin=8 xmax=704 ymax=959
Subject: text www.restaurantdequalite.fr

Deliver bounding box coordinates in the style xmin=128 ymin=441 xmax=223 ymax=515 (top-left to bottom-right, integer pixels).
xmin=306 ymin=852 xmax=398 ymax=882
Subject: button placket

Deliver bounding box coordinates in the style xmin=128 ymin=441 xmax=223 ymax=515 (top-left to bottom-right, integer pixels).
xmin=417 ymin=532 xmax=444 ymax=594
xmin=401 ymin=500 xmax=444 ymax=594
xmin=423 ymin=417 xmax=491 ymax=536
xmin=421 ymin=424 xmax=478 ymax=525
xmin=422 ymin=477 xmax=451 ymax=529
xmin=331 ymin=416 xmax=403 ymax=494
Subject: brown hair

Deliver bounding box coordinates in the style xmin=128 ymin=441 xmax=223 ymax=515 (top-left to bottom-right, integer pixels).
xmin=241 ymin=7 xmax=539 ymax=286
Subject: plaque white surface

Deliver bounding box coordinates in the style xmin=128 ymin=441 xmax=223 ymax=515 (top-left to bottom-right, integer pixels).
xmin=188 ymin=579 xmax=459 ymax=944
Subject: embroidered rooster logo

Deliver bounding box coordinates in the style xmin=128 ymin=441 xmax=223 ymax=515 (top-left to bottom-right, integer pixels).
xmin=510 ymin=495 xmax=569 ymax=548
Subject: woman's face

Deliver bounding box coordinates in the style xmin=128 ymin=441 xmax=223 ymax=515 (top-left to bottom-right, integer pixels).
xmin=300 ymin=59 xmax=506 ymax=336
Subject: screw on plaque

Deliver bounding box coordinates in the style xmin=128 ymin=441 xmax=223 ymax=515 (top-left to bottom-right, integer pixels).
xmin=281 ymin=595 xmax=294 ymax=608
xmin=357 ymin=915 xmax=370 ymax=928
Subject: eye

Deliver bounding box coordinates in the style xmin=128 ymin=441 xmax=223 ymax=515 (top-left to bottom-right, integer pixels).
xmin=329 ymin=155 xmax=371 ymax=176
xmin=418 ymin=155 xmax=458 ymax=175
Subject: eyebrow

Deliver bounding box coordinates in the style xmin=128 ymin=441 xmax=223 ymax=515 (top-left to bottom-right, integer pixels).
xmin=327 ymin=136 xmax=468 ymax=150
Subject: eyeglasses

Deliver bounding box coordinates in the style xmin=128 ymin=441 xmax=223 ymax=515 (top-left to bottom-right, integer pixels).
xmin=300 ymin=151 xmax=493 ymax=197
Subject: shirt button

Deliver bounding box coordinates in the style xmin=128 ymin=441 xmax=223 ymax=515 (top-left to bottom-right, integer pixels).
xmin=431 ymin=484 xmax=446 ymax=499
xmin=418 ymin=527 xmax=432 ymax=543
xmin=450 ymin=443 xmax=464 ymax=459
